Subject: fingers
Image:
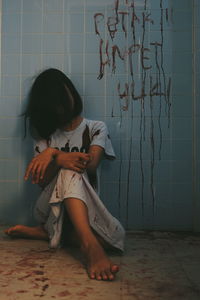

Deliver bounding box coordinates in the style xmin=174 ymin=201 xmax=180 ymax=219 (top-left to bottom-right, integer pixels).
xmin=24 ymin=159 xmax=48 ymax=183
xmin=24 ymin=160 xmax=35 ymax=181
xmin=77 ymin=153 xmax=91 ymax=163
xmin=69 ymin=162 xmax=86 ymax=173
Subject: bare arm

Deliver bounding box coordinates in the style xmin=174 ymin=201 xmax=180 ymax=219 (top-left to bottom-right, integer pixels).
xmin=24 ymin=148 xmax=91 ymax=187
xmin=86 ymin=145 xmax=104 ymax=174
xmin=85 ymin=145 xmax=104 ymax=190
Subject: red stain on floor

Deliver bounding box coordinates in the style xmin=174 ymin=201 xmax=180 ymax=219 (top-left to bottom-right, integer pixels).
xmin=58 ymin=290 xmax=71 ymax=297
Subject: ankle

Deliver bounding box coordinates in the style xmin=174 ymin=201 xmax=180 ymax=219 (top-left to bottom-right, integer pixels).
xmin=80 ymin=235 xmax=99 ymax=250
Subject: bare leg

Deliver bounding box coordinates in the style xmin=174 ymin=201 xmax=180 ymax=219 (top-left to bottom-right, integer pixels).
xmin=4 ymin=225 xmax=48 ymax=241
xmin=64 ymin=197 xmax=119 ymax=281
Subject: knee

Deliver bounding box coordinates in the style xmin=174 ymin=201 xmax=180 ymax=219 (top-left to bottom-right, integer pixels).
xmin=59 ymin=168 xmax=83 ymax=179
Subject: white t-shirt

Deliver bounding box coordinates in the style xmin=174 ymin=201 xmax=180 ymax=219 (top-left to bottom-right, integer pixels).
xmin=34 ymin=118 xmax=116 ymax=189
xmin=34 ymin=118 xmax=115 ymax=159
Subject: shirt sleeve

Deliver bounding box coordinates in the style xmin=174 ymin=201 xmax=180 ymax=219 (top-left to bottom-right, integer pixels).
xmin=33 ymin=139 xmax=49 ymax=156
xmin=90 ymin=121 xmax=116 ymax=160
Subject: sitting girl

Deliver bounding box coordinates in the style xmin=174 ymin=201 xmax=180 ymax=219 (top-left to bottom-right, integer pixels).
xmin=5 ymin=68 xmax=125 ymax=281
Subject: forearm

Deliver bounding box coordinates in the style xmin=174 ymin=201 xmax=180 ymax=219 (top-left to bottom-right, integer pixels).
xmin=86 ymin=145 xmax=104 ymax=174
xmin=26 ymin=147 xmax=91 ymax=187
xmin=38 ymin=159 xmax=60 ymax=188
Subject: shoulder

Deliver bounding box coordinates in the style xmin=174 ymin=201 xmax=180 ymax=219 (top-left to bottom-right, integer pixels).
xmin=85 ymin=119 xmax=107 ymax=131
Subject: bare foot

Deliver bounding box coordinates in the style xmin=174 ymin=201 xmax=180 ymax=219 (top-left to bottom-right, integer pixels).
xmin=4 ymin=225 xmax=48 ymax=241
xmin=81 ymin=239 xmax=119 ymax=281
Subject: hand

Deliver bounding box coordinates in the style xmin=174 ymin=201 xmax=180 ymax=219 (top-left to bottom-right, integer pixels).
xmin=56 ymin=152 xmax=91 ymax=173
xmin=24 ymin=148 xmax=58 ymax=184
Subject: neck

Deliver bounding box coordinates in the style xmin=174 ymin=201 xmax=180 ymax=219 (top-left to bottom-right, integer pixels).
xmin=63 ymin=116 xmax=83 ymax=131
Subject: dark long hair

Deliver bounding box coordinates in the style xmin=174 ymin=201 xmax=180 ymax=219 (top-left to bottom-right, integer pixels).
xmin=23 ymin=68 xmax=83 ymax=140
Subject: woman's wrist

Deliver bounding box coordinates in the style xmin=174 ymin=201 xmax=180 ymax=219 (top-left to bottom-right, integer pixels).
xmin=47 ymin=147 xmax=60 ymax=159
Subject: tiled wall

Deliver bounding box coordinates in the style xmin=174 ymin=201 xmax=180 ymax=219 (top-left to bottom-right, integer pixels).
xmin=194 ymin=0 xmax=200 ymax=231
xmin=0 ymin=0 xmax=196 ymax=230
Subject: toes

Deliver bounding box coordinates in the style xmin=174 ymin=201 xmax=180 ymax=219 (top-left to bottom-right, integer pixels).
xmin=96 ymin=272 xmax=102 ymax=281
xmin=89 ymin=271 xmax=96 ymax=280
xmin=106 ymin=270 xmax=114 ymax=281
xmin=101 ymin=271 xmax=108 ymax=281
xmin=111 ymin=264 xmax=119 ymax=274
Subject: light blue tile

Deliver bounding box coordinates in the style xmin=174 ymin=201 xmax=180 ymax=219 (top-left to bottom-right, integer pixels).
xmin=106 ymin=31 xmax=128 ymax=49
xmin=154 ymin=160 xmax=171 ymax=182
xmin=99 ymin=181 xmax=122 ymax=219
xmin=0 ymin=182 xmax=20 ymax=221
xmin=0 ymin=160 xmax=19 ymax=180
xmin=132 ymin=138 xmax=157 ymax=161
xmin=86 ymin=0 xmax=106 ymax=12
xmin=122 ymin=160 xmax=151 ymax=184
xmin=2 ymin=34 xmax=21 ymax=54
xmin=150 ymin=30 xmax=173 ymax=52
xmin=196 ymin=74 xmax=200 ymax=96
xmin=21 ymin=54 xmax=41 ymax=76
xmin=169 ymin=184 xmax=193 ymax=229
xmin=22 ymin=13 xmax=42 ymax=34
xmin=112 ymin=138 xmax=151 ymax=161
xmin=0 ymin=97 xmax=20 ymax=117
xmin=109 ymin=138 xmax=129 ymax=161
xmin=42 ymin=54 xmax=64 ymax=71
xmin=172 ymin=74 xmax=192 ymax=96
xmin=172 ymin=31 xmax=192 ymax=52
xmin=21 ymin=76 xmax=35 ymax=98
xmin=2 ymin=13 xmax=21 ymax=34
xmin=20 ymin=137 xmax=35 ymax=160
xmin=85 ymin=11 xmax=105 ymax=34
xmin=171 ymin=0 xmax=192 ymax=10
xmin=22 ymin=34 xmax=42 ymax=54
xmin=64 ymin=13 xmax=84 ymax=33
xmin=67 ymin=74 xmax=84 ymax=95
xmin=127 ymin=183 xmax=153 ymax=229
xmin=85 ymin=53 xmax=102 ymax=74
xmin=1 ymin=76 xmax=20 ymax=97
xmin=64 ymin=34 xmax=84 ymax=53
xmin=172 ymin=10 xmax=192 ymax=31
xmin=106 ymin=74 xmax=129 ymax=97
xmin=171 ymin=160 xmax=192 ymax=183
xmin=84 ymin=96 xmax=105 ymax=118
xmin=64 ymin=0 xmax=85 ymax=12
xmin=105 ymin=96 xmax=121 ymax=117
xmin=65 ymin=54 xmax=83 ymax=74
xmin=23 ymin=0 xmax=42 ymax=12
xmin=2 ymin=55 xmax=21 ymax=76
xmin=2 ymin=0 xmax=22 ymax=12
xmin=171 ymin=95 xmax=192 ymax=117
xmin=43 ymin=13 xmax=64 ymax=33
xmin=196 ymin=51 xmax=200 ymax=73
xmin=151 ymin=0 xmax=170 ymax=9
xmin=43 ymin=34 xmax=65 ymax=53
xmin=152 ymin=116 xmax=171 ymax=139
xmin=172 ymin=52 xmax=192 ymax=75
xmin=0 ymin=138 xmax=21 ymax=159
xmin=85 ymin=74 xmax=105 ymax=96
xmin=172 ymin=117 xmax=192 ymax=139
xmin=85 ymin=33 xmax=100 ymax=53
xmin=104 ymin=116 xmax=133 ymax=140
xmin=150 ymin=51 xmax=172 ymax=75
xmin=44 ymin=0 xmax=64 ymax=11
xmin=105 ymin=41 xmax=128 ymax=75
xmin=0 ymin=118 xmax=23 ymax=138
xmin=171 ymin=140 xmax=192 ymax=161
xmin=154 ymin=139 xmax=171 ymax=160
xmin=150 ymin=8 xmax=172 ymax=31
xmin=101 ymin=159 xmax=122 ymax=182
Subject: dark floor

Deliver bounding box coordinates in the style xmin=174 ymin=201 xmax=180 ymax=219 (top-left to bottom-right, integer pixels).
xmin=0 ymin=227 xmax=200 ymax=299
